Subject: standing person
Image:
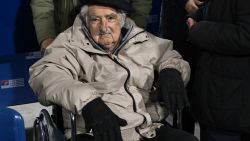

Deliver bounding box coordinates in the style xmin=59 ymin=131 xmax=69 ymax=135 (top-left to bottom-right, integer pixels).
xmin=30 ymin=0 xmax=152 ymax=52
xmin=186 ymin=0 xmax=250 ymax=141
xmin=29 ymin=0 xmax=198 ymax=141
xmin=159 ymin=0 xmax=203 ymax=134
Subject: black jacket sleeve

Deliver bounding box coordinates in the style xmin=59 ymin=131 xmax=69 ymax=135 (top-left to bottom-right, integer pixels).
xmin=188 ymin=0 xmax=250 ymax=56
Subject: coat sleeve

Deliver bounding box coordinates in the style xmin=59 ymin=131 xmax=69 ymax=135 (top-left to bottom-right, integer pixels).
xmin=188 ymin=0 xmax=250 ymax=55
xmin=30 ymin=0 xmax=56 ymax=44
xmin=149 ymin=35 xmax=191 ymax=86
xmin=29 ymin=35 xmax=99 ymax=114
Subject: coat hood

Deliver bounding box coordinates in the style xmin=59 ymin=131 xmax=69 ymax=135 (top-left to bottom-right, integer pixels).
xmin=68 ymin=15 xmax=148 ymax=55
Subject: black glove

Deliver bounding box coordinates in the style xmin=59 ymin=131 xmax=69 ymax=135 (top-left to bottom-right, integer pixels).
xmin=157 ymin=68 xmax=190 ymax=113
xmin=82 ymin=98 xmax=127 ymax=141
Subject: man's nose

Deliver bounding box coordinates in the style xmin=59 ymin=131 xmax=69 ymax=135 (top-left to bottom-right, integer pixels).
xmin=100 ymin=19 xmax=108 ymax=32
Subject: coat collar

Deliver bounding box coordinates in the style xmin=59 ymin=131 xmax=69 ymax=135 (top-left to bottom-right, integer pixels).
xmin=70 ymin=15 xmax=149 ymax=55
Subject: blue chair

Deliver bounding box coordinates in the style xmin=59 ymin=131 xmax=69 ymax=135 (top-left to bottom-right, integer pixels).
xmin=0 ymin=107 xmax=26 ymax=141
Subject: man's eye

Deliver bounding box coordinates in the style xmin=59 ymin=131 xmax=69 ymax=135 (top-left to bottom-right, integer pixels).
xmin=90 ymin=18 xmax=99 ymax=22
xmin=107 ymin=16 xmax=116 ymax=22
xmin=89 ymin=16 xmax=100 ymax=22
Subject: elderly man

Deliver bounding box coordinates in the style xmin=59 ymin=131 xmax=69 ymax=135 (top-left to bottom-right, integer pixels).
xmin=29 ymin=0 xmax=198 ymax=141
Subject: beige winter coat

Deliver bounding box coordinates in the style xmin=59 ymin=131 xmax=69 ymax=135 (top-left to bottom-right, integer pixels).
xmin=29 ymin=15 xmax=190 ymax=141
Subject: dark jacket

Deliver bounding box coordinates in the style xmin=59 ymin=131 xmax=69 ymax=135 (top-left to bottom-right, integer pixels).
xmin=188 ymin=0 xmax=250 ymax=133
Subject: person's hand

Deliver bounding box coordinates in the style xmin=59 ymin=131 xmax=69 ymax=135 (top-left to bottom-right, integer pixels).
xmin=157 ymin=68 xmax=190 ymax=113
xmin=82 ymin=98 xmax=127 ymax=141
xmin=186 ymin=17 xmax=197 ymax=29
xmin=185 ymin=0 xmax=204 ymax=14
xmin=40 ymin=38 xmax=54 ymax=53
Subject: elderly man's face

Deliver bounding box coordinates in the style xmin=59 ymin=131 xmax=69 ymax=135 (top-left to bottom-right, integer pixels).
xmin=88 ymin=5 xmax=122 ymax=50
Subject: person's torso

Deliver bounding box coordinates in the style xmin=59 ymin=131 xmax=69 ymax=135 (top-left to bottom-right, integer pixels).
xmin=192 ymin=0 xmax=250 ymax=132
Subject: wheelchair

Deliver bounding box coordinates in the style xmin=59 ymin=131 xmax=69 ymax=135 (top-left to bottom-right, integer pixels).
xmin=33 ymin=105 xmax=183 ymax=141
xmin=33 ymin=106 xmax=77 ymax=141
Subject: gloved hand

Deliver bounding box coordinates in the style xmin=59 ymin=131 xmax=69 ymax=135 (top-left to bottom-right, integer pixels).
xmin=82 ymin=98 xmax=127 ymax=141
xmin=157 ymin=68 xmax=190 ymax=113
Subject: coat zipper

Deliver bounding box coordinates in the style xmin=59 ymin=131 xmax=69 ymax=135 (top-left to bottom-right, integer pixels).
xmin=107 ymin=30 xmax=146 ymax=112
xmin=108 ymin=30 xmax=146 ymax=112
xmin=113 ymin=57 xmax=137 ymax=112
xmin=108 ymin=55 xmax=144 ymax=135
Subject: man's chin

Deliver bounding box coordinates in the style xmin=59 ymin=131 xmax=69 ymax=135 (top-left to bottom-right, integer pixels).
xmin=99 ymin=41 xmax=116 ymax=50
xmin=101 ymin=44 xmax=115 ymax=50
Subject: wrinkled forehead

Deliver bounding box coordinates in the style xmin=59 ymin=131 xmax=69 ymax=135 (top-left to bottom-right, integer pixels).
xmin=88 ymin=5 xmax=119 ymax=16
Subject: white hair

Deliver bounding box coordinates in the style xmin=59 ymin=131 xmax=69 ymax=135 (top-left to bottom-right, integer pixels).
xmin=80 ymin=5 xmax=126 ymax=28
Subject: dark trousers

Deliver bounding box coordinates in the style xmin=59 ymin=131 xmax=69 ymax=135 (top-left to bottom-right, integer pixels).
xmin=69 ymin=125 xmax=198 ymax=141
xmin=200 ymin=125 xmax=250 ymax=141
xmin=181 ymin=107 xmax=196 ymax=134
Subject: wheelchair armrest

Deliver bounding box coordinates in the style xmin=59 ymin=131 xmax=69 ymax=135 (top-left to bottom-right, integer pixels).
xmin=52 ymin=105 xmax=77 ymax=141
xmin=70 ymin=113 xmax=76 ymax=141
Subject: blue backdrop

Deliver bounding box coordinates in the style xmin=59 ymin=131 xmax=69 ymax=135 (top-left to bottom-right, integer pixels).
xmin=0 ymin=0 xmax=40 ymax=106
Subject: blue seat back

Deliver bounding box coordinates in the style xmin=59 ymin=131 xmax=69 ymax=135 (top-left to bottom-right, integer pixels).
xmin=0 ymin=107 xmax=26 ymax=141
xmin=0 ymin=53 xmax=41 ymax=106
